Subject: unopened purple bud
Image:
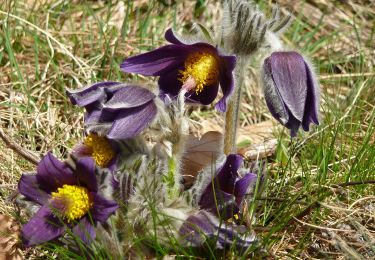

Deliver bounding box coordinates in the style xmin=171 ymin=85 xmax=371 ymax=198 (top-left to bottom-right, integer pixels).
xmin=66 ymin=83 xmax=157 ymax=140
xmin=261 ymin=51 xmax=319 ymax=136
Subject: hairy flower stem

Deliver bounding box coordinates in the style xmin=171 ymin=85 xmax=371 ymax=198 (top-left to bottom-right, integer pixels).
xmin=164 ymin=157 xmax=180 ymax=198
xmin=224 ymin=57 xmax=247 ymax=154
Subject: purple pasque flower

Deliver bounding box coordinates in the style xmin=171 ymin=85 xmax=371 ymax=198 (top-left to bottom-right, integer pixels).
xmin=67 ymin=82 xmax=157 ymax=140
xmin=18 ymin=152 xmax=118 ymax=247
xmin=120 ymin=29 xmax=236 ymax=112
xmin=198 ymin=154 xmax=257 ymax=219
xmin=180 ymin=210 xmax=256 ymax=250
xmin=72 ymin=133 xmax=118 ymax=170
xmin=262 ymin=51 xmax=320 ymax=137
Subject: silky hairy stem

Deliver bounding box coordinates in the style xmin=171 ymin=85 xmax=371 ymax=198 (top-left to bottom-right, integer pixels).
xmin=224 ymin=57 xmax=247 ymax=154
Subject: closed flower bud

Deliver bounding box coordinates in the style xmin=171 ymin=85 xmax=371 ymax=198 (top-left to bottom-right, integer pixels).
xmin=261 ymin=51 xmax=320 ymax=136
xmin=67 ymin=82 xmax=157 ymax=140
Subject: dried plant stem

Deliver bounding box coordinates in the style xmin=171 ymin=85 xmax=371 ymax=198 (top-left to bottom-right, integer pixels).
xmin=292 ymin=217 xmax=355 ymax=233
xmin=0 ymin=128 xmax=39 ymax=165
xmin=224 ymin=57 xmax=247 ymax=154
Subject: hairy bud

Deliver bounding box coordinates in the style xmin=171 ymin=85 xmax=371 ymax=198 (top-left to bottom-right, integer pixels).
xmin=222 ymin=0 xmax=291 ymax=56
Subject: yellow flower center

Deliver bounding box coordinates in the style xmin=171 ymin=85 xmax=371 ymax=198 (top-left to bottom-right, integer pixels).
xmin=226 ymin=214 xmax=240 ymax=223
xmin=179 ymin=51 xmax=219 ymax=94
xmin=51 ymin=185 xmax=93 ymax=222
xmin=84 ymin=134 xmax=115 ymax=167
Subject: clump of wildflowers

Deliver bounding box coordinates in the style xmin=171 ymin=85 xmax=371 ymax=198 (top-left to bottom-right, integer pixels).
xmin=14 ymin=0 xmax=320 ymax=257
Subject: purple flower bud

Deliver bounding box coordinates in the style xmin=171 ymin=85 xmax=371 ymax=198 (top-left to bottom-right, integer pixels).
xmin=261 ymin=51 xmax=320 ymax=136
xmin=66 ymin=82 xmax=157 ymax=140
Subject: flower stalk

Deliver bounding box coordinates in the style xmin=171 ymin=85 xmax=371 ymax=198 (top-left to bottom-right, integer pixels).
xmin=164 ymin=157 xmax=179 ymax=198
xmin=224 ymin=56 xmax=247 ymax=154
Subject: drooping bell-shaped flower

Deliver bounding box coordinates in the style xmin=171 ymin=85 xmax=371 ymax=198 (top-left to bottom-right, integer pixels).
xmin=67 ymin=82 xmax=157 ymax=140
xmin=120 ymin=29 xmax=236 ymax=112
xmin=261 ymin=51 xmax=320 ymax=136
xmin=18 ymin=153 xmax=118 ymax=247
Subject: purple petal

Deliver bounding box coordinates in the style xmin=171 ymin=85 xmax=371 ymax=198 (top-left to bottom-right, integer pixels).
xmin=22 ymin=205 xmax=65 ymax=247
xmin=72 ymin=217 xmax=96 ymax=244
xmin=179 ymin=211 xmax=216 ymax=246
xmin=84 ymin=109 xmax=117 ymax=136
xmin=158 ymin=67 xmax=183 ymax=100
xmin=185 ymin=82 xmax=219 ymax=105
xmin=120 ymin=45 xmax=190 ymax=76
xmin=107 ymin=102 xmax=157 ymax=140
xmin=180 ymin=210 xmax=255 ymax=250
xmin=198 ymin=154 xmax=244 ymax=215
xmin=71 ymin=142 xmax=92 ymax=158
xmin=90 ymin=193 xmax=118 ymax=223
xmin=215 ymin=154 xmax=243 ymax=194
xmin=106 ymin=158 xmax=118 ymax=172
xmin=302 ymin=61 xmax=320 ymax=131
xmin=262 ymin=58 xmax=290 ymax=125
xmin=67 ymin=82 xmax=120 ymax=107
xmin=164 ymin=28 xmax=184 ymax=45
xmin=215 ymin=55 xmax=236 ymax=112
xmin=84 ymin=109 xmax=116 ymax=127
xmin=84 ymin=110 xmax=103 ymax=125
xmin=199 ymin=188 xmax=239 ymax=219
xmin=269 ymin=52 xmax=308 ymax=122
xmin=69 ymin=87 xmax=104 ymax=107
xmin=234 ymin=173 xmax=257 ymax=204
xmin=75 ymin=157 xmax=98 ymax=192
xmin=18 ymin=175 xmax=50 ymax=205
xmin=285 ymin=112 xmax=301 ymax=137
xmin=86 ymin=123 xmax=113 ymax=136
xmin=103 ymin=85 xmax=155 ymax=110
xmin=216 ymin=226 xmax=255 ymax=250
xmin=36 ymin=152 xmax=76 ymax=193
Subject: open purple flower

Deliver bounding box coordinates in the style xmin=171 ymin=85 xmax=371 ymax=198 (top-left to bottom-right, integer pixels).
xmin=67 ymin=82 xmax=157 ymax=140
xmin=198 ymin=154 xmax=257 ymax=219
xmin=18 ymin=153 xmax=118 ymax=247
xmin=261 ymin=51 xmax=320 ymax=137
xmin=120 ymin=29 xmax=236 ymax=112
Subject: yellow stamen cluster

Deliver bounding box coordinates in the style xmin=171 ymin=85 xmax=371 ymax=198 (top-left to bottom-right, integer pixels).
xmin=84 ymin=133 xmax=115 ymax=167
xmin=227 ymin=214 xmax=240 ymax=223
xmin=51 ymin=185 xmax=92 ymax=222
xmin=179 ymin=51 xmax=219 ymax=94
